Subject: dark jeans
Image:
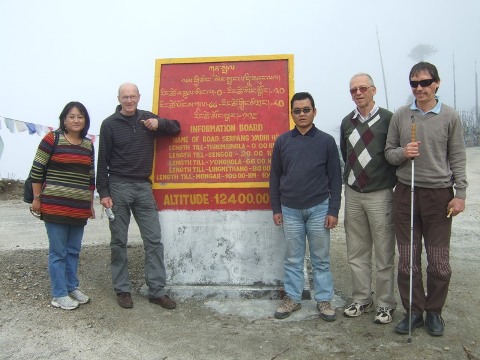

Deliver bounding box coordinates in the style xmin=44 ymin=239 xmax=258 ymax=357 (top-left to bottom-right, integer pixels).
xmin=394 ymin=182 xmax=453 ymax=314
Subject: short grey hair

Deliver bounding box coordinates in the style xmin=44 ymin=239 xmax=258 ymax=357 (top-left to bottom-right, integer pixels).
xmin=350 ymin=73 xmax=375 ymax=87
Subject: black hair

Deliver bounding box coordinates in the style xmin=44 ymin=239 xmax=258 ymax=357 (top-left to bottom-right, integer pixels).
xmin=58 ymin=101 xmax=90 ymax=138
xmin=409 ymin=62 xmax=441 ymax=82
xmin=290 ymin=92 xmax=315 ymax=110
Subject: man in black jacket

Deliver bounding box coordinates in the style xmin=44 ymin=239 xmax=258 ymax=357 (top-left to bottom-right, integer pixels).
xmin=97 ymin=83 xmax=181 ymax=309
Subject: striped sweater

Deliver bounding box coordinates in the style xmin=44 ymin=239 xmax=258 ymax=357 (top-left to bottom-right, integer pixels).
xmin=30 ymin=131 xmax=95 ymax=226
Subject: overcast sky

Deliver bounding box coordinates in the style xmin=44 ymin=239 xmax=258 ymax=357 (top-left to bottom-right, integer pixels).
xmin=1 ymin=0 xmax=479 ymax=179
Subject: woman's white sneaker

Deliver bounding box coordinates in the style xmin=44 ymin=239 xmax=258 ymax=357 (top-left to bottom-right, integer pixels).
xmin=68 ymin=289 xmax=90 ymax=304
xmin=51 ymin=296 xmax=79 ymax=310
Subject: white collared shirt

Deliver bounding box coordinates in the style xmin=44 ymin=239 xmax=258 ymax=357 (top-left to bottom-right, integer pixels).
xmin=353 ymin=105 xmax=380 ymax=123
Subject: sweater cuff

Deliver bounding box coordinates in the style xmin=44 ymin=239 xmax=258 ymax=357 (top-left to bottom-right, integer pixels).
xmin=97 ymin=189 xmax=110 ymax=199
xmin=455 ymin=188 xmax=466 ymax=200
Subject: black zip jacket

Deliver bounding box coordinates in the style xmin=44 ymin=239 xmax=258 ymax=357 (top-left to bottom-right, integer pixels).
xmin=96 ymin=105 xmax=181 ymax=198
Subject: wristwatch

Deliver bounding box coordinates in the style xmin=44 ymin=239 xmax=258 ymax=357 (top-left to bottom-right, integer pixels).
xmin=33 ymin=194 xmax=41 ymax=199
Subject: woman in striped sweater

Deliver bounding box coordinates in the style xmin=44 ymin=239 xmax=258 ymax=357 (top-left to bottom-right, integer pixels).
xmin=30 ymin=101 xmax=95 ymax=310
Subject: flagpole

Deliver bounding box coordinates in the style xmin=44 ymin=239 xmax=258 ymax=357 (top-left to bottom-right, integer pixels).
xmin=476 ymin=61 xmax=479 ymax=127
xmin=453 ymin=53 xmax=457 ymax=110
xmin=376 ymin=27 xmax=389 ymax=110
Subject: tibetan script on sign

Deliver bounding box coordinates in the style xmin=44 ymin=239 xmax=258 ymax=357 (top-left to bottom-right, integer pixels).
xmin=151 ymin=54 xmax=293 ymax=210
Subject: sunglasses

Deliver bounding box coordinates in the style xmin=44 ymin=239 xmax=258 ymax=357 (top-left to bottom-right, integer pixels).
xmin=292 ymin=107 xmax=312 ymax=115
xmin=410 ymin=79 xmax=435 ymax=88
xmin=349 ymin=86 xmax=373 ymax=95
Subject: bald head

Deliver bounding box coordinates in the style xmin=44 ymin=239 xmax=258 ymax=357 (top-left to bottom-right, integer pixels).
xmin=118 ymin=83 xmax=141 ymax=116
xmin=118 ymin=83 xmax=140 ymax=97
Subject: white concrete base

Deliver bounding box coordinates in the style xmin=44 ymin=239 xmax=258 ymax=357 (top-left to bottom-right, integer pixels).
xmin=159 ymin=210 xmax=285 ymax=286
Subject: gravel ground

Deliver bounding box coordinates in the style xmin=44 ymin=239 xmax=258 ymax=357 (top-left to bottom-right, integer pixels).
xmin=0 ymin=147 xmax=479 ymax=360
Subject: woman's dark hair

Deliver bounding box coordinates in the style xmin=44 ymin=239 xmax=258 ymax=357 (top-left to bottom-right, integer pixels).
xmin=290 ymin=92 xmax=315 ymax=110
xmin=59 ymin=101 xmax=90 ymax=138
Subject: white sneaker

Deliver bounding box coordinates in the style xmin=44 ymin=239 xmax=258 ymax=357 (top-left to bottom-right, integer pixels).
xmin=68 ymin=289 xmax=90 ymax=304
xmin=51 ymin=296 xmax=79 ymax=310
xmin=343 ymin=301 xmax=374 ymax=317
xmin=374 ymin=307 xmax=394 ymax=324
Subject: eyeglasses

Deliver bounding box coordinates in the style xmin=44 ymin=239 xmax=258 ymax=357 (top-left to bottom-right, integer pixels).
xmin=409 ymin=79 xmax=435 ymax=88
xmin=120 ymin=95 xmax=138 ymax=102
xmin=29 ymin=207 xmax=41 ymax=219
xmin=349 ymin=86 xmax=373 ymax=95
xmin=292 ymin=107 xmax=312 ymax=115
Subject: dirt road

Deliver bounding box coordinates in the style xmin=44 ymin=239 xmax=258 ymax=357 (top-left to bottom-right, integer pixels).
xmin=0 ymin=147 xmax=479 ymax=360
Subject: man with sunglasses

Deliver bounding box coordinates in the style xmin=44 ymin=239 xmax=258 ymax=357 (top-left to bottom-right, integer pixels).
xmin=270 ymin=92 xmax=342 ymax=321
xmin=385 ymin=62 xmax=468 ymax=336
xmin=340 ymin=74 xmax=397 ymax=324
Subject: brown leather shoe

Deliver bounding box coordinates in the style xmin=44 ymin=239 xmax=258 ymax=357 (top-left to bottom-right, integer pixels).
xmin=149 ymin=295 xmax=176 ymax=309
xmin=117 ymin=292 xmax=133 ymax=308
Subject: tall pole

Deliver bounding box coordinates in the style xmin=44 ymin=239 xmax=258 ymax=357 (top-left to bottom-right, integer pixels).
xmin=476 ymin=61 xmax=479 ymax=127
xmin=453 ymin=53 xmax=457 ymax=110
xmin=376 ymin=27 xmax=390 ymax=109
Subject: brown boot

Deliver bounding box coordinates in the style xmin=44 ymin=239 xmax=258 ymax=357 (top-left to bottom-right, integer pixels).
xmin=117 ymin=292 xmax=133 ymax=308
xmin=149 ymin=295 xmax=176 ymax=309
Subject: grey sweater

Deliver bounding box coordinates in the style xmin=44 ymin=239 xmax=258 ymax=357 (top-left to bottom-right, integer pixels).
xmin=384 ymin=102 xmax=467 ymax=199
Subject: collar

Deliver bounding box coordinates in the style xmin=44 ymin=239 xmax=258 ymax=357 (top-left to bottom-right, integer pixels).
xmin=116 ymin=104 xmax=138 ymax=118
xmin=353 ymin=105 xmax=379 ymax=122
xmin=292 ymin=124 xmax=317 ymax=137
xmin=410 ymin=96 xmax=441 ymax=115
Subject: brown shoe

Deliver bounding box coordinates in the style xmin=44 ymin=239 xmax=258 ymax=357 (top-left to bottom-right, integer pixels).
xmin=149 ymin=295 xmax=176 ymax=309
xmin=117 ymin=292 xmax=133 ymax=308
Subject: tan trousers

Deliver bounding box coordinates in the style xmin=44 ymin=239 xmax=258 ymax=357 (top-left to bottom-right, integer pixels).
xmin=344 ymin=186 xmax=396 ymax=309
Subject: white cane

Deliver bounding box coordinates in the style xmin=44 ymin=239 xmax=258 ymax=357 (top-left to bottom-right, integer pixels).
xmin=408 ymin=116 xmax=416 ymax=343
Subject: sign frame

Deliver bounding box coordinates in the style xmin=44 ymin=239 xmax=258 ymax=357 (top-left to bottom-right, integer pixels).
xmin=151 ymin=54 xmax=294 ymax=210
